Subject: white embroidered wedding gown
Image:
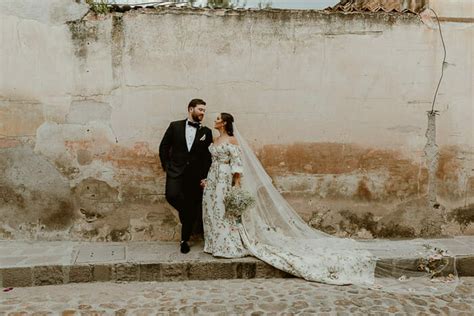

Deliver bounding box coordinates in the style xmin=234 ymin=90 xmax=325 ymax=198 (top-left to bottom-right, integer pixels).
xmin=202 ymin=130 xmax=458 ymax=293
xmin=202 ymin=139 xmax=374 ymax=285
xmin=202 ymin=142 xmax=250 ymax=258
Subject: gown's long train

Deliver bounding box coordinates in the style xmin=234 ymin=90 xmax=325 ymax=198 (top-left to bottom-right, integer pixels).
xmin=202 ymin=129 xmax=458 ymax=294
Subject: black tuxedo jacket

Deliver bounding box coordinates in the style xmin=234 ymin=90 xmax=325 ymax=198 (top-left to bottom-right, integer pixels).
xmin=159 ymin=119 xmax=213 ymax=179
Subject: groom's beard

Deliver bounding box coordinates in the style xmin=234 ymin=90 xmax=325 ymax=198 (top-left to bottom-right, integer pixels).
xmin=191 ymin=112 xmax=203 ymax=122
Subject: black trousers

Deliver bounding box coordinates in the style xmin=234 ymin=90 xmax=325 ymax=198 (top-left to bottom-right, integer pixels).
xmin=165 ymin=170 xmax=204 ymax=242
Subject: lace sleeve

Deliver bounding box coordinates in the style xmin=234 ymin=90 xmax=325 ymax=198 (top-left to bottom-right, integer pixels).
xmin=229 ymin=145 xmax=244 ymax=174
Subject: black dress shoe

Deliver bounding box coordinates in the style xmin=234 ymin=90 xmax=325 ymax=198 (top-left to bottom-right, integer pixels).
xmin=180 ymin=241 xmax=190 ymax=254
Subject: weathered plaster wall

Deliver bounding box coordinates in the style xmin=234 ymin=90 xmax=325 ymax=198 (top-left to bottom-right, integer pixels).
xmin=0 ymin=1 xmax=473 ymax=241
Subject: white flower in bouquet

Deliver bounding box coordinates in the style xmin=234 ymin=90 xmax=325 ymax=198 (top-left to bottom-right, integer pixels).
xmin=224 ymin=186 xmax=256 ymax=217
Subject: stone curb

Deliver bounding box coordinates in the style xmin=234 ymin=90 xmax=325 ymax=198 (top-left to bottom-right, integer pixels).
xmin=0 ymin=260 xmax=291 ymax=288
xmin=0 ymin=256 xmax=471 ymax=288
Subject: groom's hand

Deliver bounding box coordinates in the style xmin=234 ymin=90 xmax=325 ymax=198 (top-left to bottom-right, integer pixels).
xmin=200 ymin=179 xmax=207 ymax=188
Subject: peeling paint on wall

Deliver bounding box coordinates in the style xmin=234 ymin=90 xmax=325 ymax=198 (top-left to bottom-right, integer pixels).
xmin=0 ymin=3 xmax=473 ymax=240
xmin=260 ymin=142 xmax=430 ymax=201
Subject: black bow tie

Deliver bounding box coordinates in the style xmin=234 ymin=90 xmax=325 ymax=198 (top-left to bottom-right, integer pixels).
xmin=187 ymin=121 xmax=200 ymax=128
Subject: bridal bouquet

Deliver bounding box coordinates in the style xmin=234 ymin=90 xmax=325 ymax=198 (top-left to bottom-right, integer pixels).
xmin=224 ymin=186 xmax=256 ymax=216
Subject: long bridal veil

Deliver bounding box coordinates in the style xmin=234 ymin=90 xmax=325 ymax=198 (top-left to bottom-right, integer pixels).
xmin=234 ymin=127 xmax=459 ymax=295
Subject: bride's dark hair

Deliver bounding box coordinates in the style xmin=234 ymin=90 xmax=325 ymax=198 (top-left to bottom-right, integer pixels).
xmin=221 ymin=112 xmax=234 ymax=136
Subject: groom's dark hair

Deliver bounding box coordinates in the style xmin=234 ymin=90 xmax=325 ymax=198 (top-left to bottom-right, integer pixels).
xmin=221 ymin=112 xmax=234 ymax=136
xmin=188 ymin=98 xmax=206 ymax=110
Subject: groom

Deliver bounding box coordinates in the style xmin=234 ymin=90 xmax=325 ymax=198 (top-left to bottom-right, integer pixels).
xmin=159 ymin=99 xmax=213 ymax=253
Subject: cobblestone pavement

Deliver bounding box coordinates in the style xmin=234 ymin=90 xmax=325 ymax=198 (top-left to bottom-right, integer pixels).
xmin=1 ymin=278 xmax=473 ymax=315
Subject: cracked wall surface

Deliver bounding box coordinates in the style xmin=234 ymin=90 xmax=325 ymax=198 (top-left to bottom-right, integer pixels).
xmin=0 ymin=2 xmax=473 ymax=240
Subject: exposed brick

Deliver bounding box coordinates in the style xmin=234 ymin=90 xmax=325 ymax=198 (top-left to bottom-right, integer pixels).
xmin=161 ymin=263 xmax=189 ymax=281
xmin=33 ymin=265 xmax=65 ymax=286
xmin=236 ymin=262 xmax=257 ymax=279
xmin=92 ymin=264 xmax=112 ymax=282
xmin=113 ymin=263 xmax=139 ymax=282
xmin=189 ymin=261 xmax=236 ymax=280
xmin=139 ymin=263 xmax=162 ymax=281
xmin=1 ymin=267 xmax=33 ymax=287
xmin=255 ymin=262 xmax=291 ymax=278
xmin=457 ymin=256 xmax=474 ymax=276
xmin=69 ymin=265 xmax=93 ymax=283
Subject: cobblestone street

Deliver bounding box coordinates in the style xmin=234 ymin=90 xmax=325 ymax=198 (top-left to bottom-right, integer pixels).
xmin=1 ymin=277 xmax=473 ymax=315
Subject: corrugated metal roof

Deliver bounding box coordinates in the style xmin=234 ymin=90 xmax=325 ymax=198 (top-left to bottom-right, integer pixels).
xmin=329 ymin=0 xmax=428 ymax=14
xmin=108 ymin=1 xmax=189 ymax=12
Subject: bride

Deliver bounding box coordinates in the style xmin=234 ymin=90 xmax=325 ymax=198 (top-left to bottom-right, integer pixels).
xmin=202 ymin=112 xmax=458 ymax=292
xmin=202 ymin=112 xmax=250 ymax=258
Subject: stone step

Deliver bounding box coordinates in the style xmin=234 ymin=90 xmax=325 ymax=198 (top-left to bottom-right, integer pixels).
xmin=0 ymin=258 xmax=291 ymax=288
xmin=1 ymin=238 xmax=473 ymax=288
xmin=1 ymin=255 xmax=473 ymax=288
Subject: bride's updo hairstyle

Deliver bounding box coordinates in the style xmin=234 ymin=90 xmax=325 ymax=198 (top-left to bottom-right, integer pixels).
xmin=221 ymin=112 xmax=234 ymax=136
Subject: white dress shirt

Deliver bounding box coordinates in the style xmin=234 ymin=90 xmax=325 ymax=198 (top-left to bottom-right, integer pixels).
xmin=185 ymin=119 xmax=198 ymax=151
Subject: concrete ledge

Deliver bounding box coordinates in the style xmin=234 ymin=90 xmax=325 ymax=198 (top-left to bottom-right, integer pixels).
xmin=1 ymin=267 xmax=33 ymax=288
xmin=2 ymin=255 xmax=472 ymax=288
xmin=1 ymin=239 xmax=472 ymax=288
xmin=0 ymin=259 xmax=288 ymax=288
xmin=457 ymin=256 xmax=474 ymax=277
